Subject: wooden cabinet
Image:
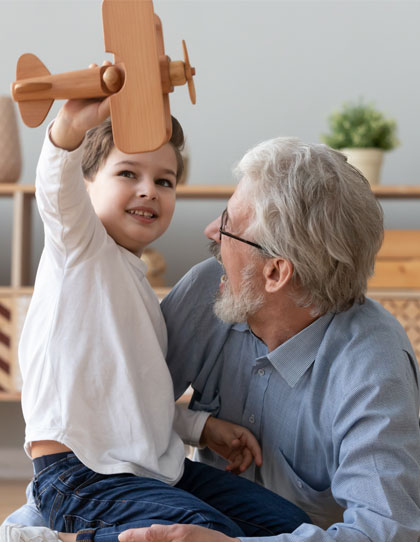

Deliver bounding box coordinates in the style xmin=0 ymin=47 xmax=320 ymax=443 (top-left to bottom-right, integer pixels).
xmin=0 ymin=185 xmax=36 ymax=393
xmin=1 ymin=183 xmax=420 ymax=399
xmin=367 ymin=228 xmax=420 ymax=362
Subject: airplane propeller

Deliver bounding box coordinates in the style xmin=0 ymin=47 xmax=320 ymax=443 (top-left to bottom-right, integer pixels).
xmin=182 ymin=40 xmax=196 ymax=105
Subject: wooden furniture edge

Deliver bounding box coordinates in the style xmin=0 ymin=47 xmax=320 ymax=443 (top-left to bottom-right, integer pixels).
xmin=0 ymin=287 xmax=34 ymax=296
xmin=367 ymin=289 xmax=420 ymax=298
xmin=0 ymin=184 xmax=35 ymax=195
xmin=0 ymin=390 xmax=193 ymax=404
xmin=2 ymin=284 xmax=420 ymax=301
xmin=371 ymin=185 xmax=420 ymax=198
xmin=0 ymin=391 xmax=21 ymax=402
xmin=1 ymin=184 xmax=420 ymax=199
xmin=176 ymin=184 xmax=420 ymax=199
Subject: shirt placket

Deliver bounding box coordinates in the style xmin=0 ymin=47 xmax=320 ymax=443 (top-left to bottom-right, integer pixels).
xmin=242 ymin=355 xmax=272 ymax=439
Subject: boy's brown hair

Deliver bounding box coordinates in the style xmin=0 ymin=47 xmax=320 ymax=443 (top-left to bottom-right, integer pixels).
xmin=82 ymin=116 xmax=185 ymax=182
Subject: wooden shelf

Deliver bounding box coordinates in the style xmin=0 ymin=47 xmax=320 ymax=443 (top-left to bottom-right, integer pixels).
xmin=176 ymin=185 xmax=234 ymax=198
xmin=0 ymin=184 xmax=231 ymax=199
xmin=1 ymin=183 xmax=420 ymax=200
xmin=371 ymin=185 xmax=420 ymax=199
xmin=0 ymin=184 xmax=35 ymax=195
xmin=0 ymin=287 xmax=33 ymax=295
xmin=0 ymin=390 xmax=193 ymax=404
xmin=0 ymin=391 xmax=21 ymax=402
xmin=176 ymin=184 xmax=420 ymax=200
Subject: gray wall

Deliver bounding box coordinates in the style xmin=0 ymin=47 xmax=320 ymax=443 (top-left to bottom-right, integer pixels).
xmin=1 ymin=0 xmax=420 ymax=471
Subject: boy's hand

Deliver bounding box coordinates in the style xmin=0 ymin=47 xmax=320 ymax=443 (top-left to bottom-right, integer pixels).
xmin=50 ymin=62 xmax=112 ymax=151
xmin=199 ymin=416 xmax=262 ymax=474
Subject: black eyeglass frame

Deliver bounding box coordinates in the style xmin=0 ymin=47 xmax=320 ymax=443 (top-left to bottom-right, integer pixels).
xmin=219 ymin=208 xmax=265 ymax=251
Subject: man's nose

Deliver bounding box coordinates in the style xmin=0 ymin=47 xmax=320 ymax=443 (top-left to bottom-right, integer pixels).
xmin=204 ymin=216 xmax=221 ymax=242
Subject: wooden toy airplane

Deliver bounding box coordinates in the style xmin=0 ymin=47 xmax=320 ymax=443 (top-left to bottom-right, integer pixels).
xmin=10 ymin=0 xmax=196 ymax=153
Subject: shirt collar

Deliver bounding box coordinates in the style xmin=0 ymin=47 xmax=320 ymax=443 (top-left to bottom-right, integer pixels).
xmin=232 ymin=322 xmax=249 ymax=332
xmin=267 ymin=312 xmax=335 ymax=387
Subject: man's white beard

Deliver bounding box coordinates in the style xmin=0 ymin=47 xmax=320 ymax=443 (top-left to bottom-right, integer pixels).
xmin=213 ymin=263 xmax=264 ymax=324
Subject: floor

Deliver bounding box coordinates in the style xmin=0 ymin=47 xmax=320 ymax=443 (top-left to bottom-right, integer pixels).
xmin=0 ymin=480 xmax=29 ymax=523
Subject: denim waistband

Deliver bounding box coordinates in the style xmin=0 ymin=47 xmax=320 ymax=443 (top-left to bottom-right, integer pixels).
xmin=33 ymin=452 xmax=74 ymax=474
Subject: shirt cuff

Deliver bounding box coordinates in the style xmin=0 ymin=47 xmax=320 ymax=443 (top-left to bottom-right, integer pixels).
xmin=173 ymin=404 xmax=211 ymax=448
xmin=46 ymin=120 xmax=87 ymax=157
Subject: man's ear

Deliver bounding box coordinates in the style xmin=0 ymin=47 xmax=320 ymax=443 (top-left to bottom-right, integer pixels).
xmin=263 ymin=258 xmax=293 ymax=293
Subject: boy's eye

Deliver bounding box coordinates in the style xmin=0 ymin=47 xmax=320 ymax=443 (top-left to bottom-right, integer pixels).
xmin=118 ymin=170 xmax=136 ymax=179
xmin=155 ymin=178 xmax=174 ymax=188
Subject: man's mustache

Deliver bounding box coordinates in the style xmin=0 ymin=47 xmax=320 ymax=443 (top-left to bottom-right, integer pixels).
xmin=208 ymin=240 xmax=222 ymax=264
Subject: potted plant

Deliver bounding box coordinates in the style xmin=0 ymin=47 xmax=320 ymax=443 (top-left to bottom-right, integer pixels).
xmin=321 ymin=100 xmax=399 ymax=185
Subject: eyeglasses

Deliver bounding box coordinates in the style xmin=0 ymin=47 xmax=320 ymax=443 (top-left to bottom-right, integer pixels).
xmin=219 ymin=208 xmax=264 ymax=251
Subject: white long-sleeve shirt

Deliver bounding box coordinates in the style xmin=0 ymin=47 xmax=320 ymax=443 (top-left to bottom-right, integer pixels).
xmin=19 ymin=129 xmax=208 ymax=484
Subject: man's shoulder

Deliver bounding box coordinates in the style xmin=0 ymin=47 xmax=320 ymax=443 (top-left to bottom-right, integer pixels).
xmin=189 ymin=257 xmax=223 ymax=286
xmin=336 ymin=297 xmax=410 ymax=342
xmin=323 ymin=297 xmax=418 ymax=382
xmin=162 ymin=258 xmax=222 ymax=307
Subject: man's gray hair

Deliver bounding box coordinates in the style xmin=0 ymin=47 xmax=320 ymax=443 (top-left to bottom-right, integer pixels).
xmin=236 ymin=137 xmax=384 ymax=316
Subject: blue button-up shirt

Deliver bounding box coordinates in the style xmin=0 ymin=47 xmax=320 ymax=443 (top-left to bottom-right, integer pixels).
xmin=162 ymin=257 xmax=420 ymax=542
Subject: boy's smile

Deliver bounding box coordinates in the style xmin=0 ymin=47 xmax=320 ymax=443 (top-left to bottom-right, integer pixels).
xmin=126 ymin=206 xmax=157 ymax=221
xmin=85 ymin=144 xmax=177 ymax=255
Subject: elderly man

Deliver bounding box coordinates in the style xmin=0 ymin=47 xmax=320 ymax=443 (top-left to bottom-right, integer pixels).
xmin=4 ymin=137 xmax=420 ymax=541
xmin=123 ymin=137 xmax=420 ymax=541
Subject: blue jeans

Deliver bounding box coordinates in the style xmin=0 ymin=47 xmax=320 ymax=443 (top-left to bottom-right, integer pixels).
xmin=33 ymin=453 xmax=310 ymax=542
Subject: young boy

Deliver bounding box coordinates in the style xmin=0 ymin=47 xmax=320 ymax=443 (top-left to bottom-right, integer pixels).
xmin=13 ymin=94 xmax=309 ymax=542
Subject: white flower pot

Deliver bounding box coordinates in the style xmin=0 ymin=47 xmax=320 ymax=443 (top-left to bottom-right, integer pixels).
xmin=341 ymin=148 xmax=384 ymax=186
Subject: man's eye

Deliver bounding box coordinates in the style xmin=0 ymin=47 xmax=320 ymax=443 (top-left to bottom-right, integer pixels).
xmin=118 ymin=170 xmax=136 ymax=179
xmin=155 ymin=178 xmax=174 ymax=188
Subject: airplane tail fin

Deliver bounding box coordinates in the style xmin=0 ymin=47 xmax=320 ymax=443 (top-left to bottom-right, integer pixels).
xmin=12 ymin=53 xmax=54 ymax=127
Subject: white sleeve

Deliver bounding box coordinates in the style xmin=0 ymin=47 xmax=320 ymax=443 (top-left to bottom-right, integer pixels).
xmin=173 ymin=404 xmax=211 ymax=447
xmin=35 ymin=122 xmax=105 ymax=266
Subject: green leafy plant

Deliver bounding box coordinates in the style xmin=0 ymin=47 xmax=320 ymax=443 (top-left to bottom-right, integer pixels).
xmin=322 ymin=100 xmax=399 ymax=151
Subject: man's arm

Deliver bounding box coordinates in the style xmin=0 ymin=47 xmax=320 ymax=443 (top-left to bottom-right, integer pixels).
xmin=118 ymin=348 xmax=420 ymax=542
xmin=199 ymin=415 xmax=262 ymax=473
xmin=173 ymin=403 xmax=210 ymax=447
xmin=327 ymin=351 xmax=420 ymax=540
xmin=161 ymin=257 xmax=227 ymax=400
xmin=174 ymin=401 xmax=263 ymax=473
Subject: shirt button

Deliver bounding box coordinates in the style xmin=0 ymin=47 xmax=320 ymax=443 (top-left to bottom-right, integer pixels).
xmin=249 ymin=415 xmax=255 ymax=424
xmin=258 ymin=368 xmax=265 ymax=376
xmin=296 ymin=480 xmax=303 ymax=489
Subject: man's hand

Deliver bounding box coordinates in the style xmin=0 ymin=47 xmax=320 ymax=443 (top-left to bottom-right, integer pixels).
xmin=200 ymin=416 xmax=262 ymax=473
xmin=119 ymin=524 xmax=238 ymax=542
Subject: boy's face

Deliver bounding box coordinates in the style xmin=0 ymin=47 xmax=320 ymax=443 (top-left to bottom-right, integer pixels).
xmin=86 ymin=143 xmax=177 ymax=255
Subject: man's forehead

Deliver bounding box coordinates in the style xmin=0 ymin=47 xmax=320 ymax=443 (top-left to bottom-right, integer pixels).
xmin=227 ymin=182 xmax=251 ymax=223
